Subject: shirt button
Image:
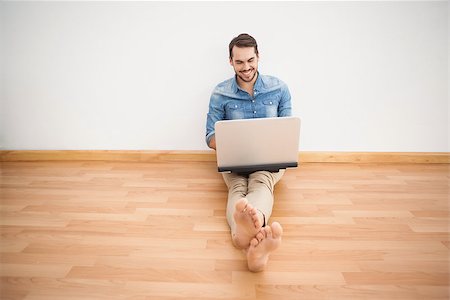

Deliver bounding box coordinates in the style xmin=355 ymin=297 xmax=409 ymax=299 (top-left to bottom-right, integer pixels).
xmin=269 ymin=101 xmax=272 ymax=104
xmin=254 ymin=111 xmax=257 ymax=114
xmin=252 ymin=100 xmax=255 ymax=103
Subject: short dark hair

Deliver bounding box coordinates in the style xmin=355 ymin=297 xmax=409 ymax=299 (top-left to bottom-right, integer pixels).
xmin=229 ymin=33 xmax=259 ymax=58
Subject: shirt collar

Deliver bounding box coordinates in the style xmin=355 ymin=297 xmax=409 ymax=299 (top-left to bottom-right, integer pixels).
xmin=254 ymin=72 xmax=263 ymax=92
xmin=232 ymin=72 xmax=262 ymax=93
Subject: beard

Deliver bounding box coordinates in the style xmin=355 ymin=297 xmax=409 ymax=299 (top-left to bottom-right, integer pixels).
xmin=237 ymin=69 xmax=257 ymax=83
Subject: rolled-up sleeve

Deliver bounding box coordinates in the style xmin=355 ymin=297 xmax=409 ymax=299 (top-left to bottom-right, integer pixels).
xmin=205 ymin=92 xmax=224 ymax=146
xmin=278 ymin=83 xmax=292 ymax=117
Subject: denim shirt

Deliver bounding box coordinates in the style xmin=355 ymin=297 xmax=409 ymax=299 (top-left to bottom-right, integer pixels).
xmin=205 ymin=73 xmax=292 ymax=146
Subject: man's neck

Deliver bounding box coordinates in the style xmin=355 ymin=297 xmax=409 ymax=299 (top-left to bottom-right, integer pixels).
xmin=236 ymin=73 xmax=258 ymax=96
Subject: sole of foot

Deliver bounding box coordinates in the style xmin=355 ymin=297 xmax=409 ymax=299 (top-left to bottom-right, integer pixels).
xmin=232 ymin=198 xmax=264 ymax=249
xmin=247 ymin=222 xmax=283 ymax=272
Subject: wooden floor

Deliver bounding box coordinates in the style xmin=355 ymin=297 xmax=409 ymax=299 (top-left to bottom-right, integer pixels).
xmin=0 ymin=160 xmax=449 ymax=300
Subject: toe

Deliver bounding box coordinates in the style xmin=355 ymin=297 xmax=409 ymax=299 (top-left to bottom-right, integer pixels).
xmin=250 ymin=237 xmax=259 ymax=247
xmin=271 ymin=222 xmax=283 ymax=238
xmin=254 ymin=220 xmax=260 ymax=228
xmin=235 ymin=198 xmax=248 ymax=212
xmin=265 ymin=226 xmax=273 ymax=238
xmin=246 ymin=203 xmax=256 ymax=214
xmin=256 ymin=231 xmax=265 ymax=242
xmin=250 ymin=210 xmax=260 ymax=225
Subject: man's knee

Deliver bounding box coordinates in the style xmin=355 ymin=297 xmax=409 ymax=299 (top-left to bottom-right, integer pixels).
xmin=248 ymin=172 xmax=275 ymax=190
xmin=228 ymin=177 xmax=248 ymax=194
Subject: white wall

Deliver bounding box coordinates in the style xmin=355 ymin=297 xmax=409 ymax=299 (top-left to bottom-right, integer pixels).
xmin=1 ymin=1 xmax=448 ymax=152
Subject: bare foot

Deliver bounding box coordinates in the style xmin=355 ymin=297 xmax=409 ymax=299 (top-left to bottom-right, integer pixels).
xmin=232 ymin=198 xmax=264 ymax=249
xmin=247 ymin=222 xmax=283 ymax=272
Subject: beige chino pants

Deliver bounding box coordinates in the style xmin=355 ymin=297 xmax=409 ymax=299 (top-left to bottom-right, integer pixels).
xmin=222 ymin=170 xmax=285 ymax=235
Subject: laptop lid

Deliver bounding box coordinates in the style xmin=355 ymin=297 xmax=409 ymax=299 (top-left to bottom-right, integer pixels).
xmin=214 ymin=116 xmax=301 ymax=173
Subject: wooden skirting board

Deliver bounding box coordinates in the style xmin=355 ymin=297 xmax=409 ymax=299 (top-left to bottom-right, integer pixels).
xmin=0 ymin=150 xmax=449 ymax=163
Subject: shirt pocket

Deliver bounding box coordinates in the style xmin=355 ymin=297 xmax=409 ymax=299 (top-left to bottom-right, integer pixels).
xmin=263 ymin=99 xmax=279 ymax=118
xmin=225 ymin=102 xmax=245 ymax=120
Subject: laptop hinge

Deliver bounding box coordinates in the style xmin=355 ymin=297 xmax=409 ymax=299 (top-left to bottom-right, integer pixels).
xmin=218 ymin=162 xmax=298 ymax=174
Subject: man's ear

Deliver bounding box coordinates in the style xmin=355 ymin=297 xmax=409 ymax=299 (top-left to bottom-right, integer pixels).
xmin=229 ymin=57 xmax=233 ymax=66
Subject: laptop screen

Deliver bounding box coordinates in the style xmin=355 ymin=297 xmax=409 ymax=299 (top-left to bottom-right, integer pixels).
xmin=214 ymin=116 xmax=301 ymax=173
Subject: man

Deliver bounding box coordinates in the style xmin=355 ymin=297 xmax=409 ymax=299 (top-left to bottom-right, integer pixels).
xmin=205 ymin=33 xmax=292 ymax=272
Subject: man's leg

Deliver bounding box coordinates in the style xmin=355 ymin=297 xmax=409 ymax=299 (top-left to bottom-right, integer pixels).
xmin=222 ymin=173 xmax=264 ymax=249
xmin=222 ymin=172 xmax=247 ymax=233
xmin=245 ymin=169 xmax=285 ymax=272
xmin=246 ymin=169 xmax=285 ymax=223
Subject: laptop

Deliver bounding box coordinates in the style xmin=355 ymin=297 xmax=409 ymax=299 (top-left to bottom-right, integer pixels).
xmin=214 ymin=116 xmax=301 ymax=173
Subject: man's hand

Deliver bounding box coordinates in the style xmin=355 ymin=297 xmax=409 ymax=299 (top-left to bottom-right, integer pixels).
xmin=208 ymin=135 xmax=216 ymax=150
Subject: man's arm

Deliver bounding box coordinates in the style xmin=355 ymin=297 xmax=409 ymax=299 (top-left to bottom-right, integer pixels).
xmin=278 ymin=83 xmax=292 ymax=117
xmin=208 ymin=135 xmax=216 ymax=150
xmin=206 ymin=91 xmax=224 ymax=150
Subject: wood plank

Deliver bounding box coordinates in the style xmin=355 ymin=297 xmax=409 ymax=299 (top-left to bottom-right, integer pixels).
xmin=343 ymin=272 xmax=449 ymax=286
xmin=1 ymin=150 xmax=449 ymax=163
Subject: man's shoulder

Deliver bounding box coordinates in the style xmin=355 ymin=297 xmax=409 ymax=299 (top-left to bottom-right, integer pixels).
xmin=258 ymin=74 xmax=288 ymax=91
xmin=213 ymin=77 xmax=235 ymax=94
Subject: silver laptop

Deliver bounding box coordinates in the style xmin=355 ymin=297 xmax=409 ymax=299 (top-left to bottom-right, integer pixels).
xmin=214 ymin=116 xmax=301 ymax=173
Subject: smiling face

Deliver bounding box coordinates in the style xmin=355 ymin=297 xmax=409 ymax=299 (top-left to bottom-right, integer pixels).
xmin=229 ymin=46 xmax=259 ymax=86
